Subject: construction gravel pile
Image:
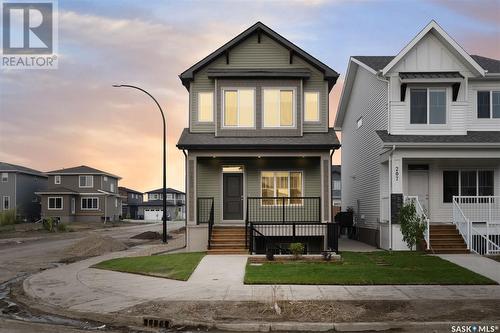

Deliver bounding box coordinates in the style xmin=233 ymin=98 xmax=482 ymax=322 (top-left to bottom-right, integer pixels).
xmin=130 ymin=231 xmax=162 ymax=240
xmin=63 ymin=234 xmax=128 ymax=259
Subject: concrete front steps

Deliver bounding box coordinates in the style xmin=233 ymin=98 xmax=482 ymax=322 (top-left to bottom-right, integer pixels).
xmin=207 ymin=226 xmax=248 ymax=254
xmin=428 ymin=224 xmax=469 ymax=254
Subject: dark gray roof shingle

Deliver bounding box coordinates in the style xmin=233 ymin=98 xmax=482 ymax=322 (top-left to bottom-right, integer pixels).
xmin=0 ymin=162 xmax=47 ymax=177
xmin=376 ymin=130 xmax=500 ymax=145
xmin=35 ymin=186 xmax=78 ymax=194
xmin=146 ymin=188 xmax=184 ymax=194
xmin=47 ymin=165 xmax=120 ymax=179
xmin=118 ymin=186 xmax=143 ymax=195
xmin=471 ymin=55 xmax=500 ymax=74
xmin=176 ymin=128 xmax=340 ymax=150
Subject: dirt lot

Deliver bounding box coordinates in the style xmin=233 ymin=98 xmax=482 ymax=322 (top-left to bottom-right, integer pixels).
xmin=121 ymin=299 xmax=500 ymax=324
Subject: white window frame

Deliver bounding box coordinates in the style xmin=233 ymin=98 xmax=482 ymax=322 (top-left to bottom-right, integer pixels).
xmin=81 ymin=197 xmax=99 ymax=210
xmin=48 ymin=196 xmax=63 ymax=210
xmin=197 ymin=91 xmax=214 ymax=123
xmin=409 ymin=87 xmax=448 ymax=125
xmin=110 ymin=183 xmax=114 ymax=192
xmin=476 ymin=90 xmax=500 ymax=119
xmin=1 ymin=173 xmax=8 ymax=182
xmin=221 ymin=87 xmax=256 ymax=128
xmin=304 ymin=91 xmax=320 ymax=122
xmin=71 ymin=198 xmax=75 ymax=214
xmin=443 ymin=169 xmax=495 ymax=203
xmin=3 ymin=196 xmax=10 ymax=210
xmin=115 ymin=198 xmax=118 ymax=208
xmin=333 ymin=180 xmax=341 ymax=191
xmin=103 ymin=176 xmax=108 ymax=182
xmin=79 ymin=175 xmax=94 ymax=188
xmin=54 ymin=175 xmax=61 ymax=184
xmin=357 ymin=116 xmax=363 ymax=129
xmin=260 ymin=171 xmax=304 ymax=206
xmin=262 ymin=87 xmax=297 ymax=128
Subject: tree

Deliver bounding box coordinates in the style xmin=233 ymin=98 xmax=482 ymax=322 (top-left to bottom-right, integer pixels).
xmin=398 ymin=202 xmax=427 ymax=251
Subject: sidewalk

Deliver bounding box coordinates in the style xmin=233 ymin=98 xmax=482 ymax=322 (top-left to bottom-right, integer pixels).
xmin=24 ymin=249 xmax=500 ymax=315
xmin=437 ymin=254 xmax=500 ymax=284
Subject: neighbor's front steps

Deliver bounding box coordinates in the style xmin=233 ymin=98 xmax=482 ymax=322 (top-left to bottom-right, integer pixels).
xmin=207 ymin=226 xmax=248 ymax=254
xmin=428 ymin=224 xmax=468 ymax=254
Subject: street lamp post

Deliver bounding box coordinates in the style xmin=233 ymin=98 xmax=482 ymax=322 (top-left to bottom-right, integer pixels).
xmin=112 ymin=84 xmax=168 ymax=243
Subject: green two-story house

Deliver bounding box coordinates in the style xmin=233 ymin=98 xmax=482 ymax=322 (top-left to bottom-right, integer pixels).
xmin=177 ymin=22 xmax=340 ymax=254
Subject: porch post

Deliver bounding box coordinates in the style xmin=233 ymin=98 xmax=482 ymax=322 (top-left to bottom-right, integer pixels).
xmin=390 ymin=157 xmax=404 ymax=224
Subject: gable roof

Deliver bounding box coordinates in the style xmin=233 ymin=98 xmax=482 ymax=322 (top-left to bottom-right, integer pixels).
xmin=118 ymin=186 xmax=143 ymax=195
xmin=470 ymin=55 xmax=500 ymax=74
xmin=179 ymin=21 xmax=339 ymax=91
xmin=146 ymin=188 xmax=185 ymax=195
xmin=0 ymin=162 xmax=47 ymax=177
xmin=46 ymin=165 xmax=121 ymax=179
xmin=381 ymin=20 xmax=484 ymax=76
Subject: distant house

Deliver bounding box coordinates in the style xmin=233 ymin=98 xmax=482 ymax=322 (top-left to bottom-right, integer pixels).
xmin=331 ymin=165 xmax=341 ymax=216
xmin=0 ymin=162 xmax=48 ymax=222
xmin=138 ymin=188 xmax=186 ymax=221
xmin=36 ymin=165 xmax=122 ymax=223
xmin=118 ymin=187 xmax=143 ymax=219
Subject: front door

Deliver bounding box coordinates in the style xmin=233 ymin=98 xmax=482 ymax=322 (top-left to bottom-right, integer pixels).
xmin=223 ymin=173 xmax=243 ymax=220
xmin=408 ymin=169 xmax=429 ymax=213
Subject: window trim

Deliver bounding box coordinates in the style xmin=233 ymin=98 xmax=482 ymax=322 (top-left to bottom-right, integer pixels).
xmin=356 ymin=116 xmax=363 ymax=129
xmin=3 ymin=196 xmax=10 ymax=210
xmin=443 ymin=169 xmax=494 ymax=203
xmin=197 ymin=91 xmax=214 ymax=123
xmin=262 ymin=87 xmax=297 ymax=129
xmin=1 ymin=173 xmax=7 ymax=182
xmin=79 ymin=175 xmax=94 ymax=188
xmin=476 ymin=90 xmax=500 ymax=119
xmin=409 ymin=87 xmax=448 ymax=125
xmin=333 ymin=180 xmax=341 ymax=191
xmin=48 ymin=196 xmax=63 ymax=210
xmin=81 ymin=197 xmax=99 ymax=210
xmin=221 ymin=87 xmax=256 ymax=129
xmin=260 ymin=170 xmax=304 ymax=206
xmin=54 ymin=175 xmax=61 ymax=185
xmin=304 ymin=91 xmax=320 ymax=123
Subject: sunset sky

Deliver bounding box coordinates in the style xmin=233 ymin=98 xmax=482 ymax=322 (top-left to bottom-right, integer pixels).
xmin=1 ymin=0 xmax=499 ymax=192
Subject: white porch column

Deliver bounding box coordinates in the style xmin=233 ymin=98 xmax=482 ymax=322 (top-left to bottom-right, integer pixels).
xmin=391 ymin=156 xmax=403 ymax=194
xmin=186 ymin=154 xmax=197 ymax=226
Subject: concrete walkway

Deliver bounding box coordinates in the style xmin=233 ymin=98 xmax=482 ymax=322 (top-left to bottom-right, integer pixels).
xmin=437 ymin=254 xmax=500 ymax=284
xmin=24 ymin=247 xmax=500 ymax=315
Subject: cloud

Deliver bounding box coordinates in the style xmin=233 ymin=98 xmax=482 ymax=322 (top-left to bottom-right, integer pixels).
xmin=432 ymin=0 xmax=500 ymax=26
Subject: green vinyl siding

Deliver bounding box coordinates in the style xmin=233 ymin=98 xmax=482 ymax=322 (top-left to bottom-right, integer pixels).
xmin=189 ymin=33 xmax=328 ymax=133
xmin=196 ymin=156 xmax=321 ymax=223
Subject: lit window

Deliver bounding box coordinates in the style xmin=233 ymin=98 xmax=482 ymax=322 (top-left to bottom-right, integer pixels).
xmin=304 ymin=92 xmax=319 ymax=122
xmin=223 ymin=89 xmax=255 ymax=127
xmin=198 ymin=92 xmax=214 ymax=122
xmin=263 ymin=89 xmax=294 ymax=127
xmin=260 ymin=171 xmax=303 ymax=205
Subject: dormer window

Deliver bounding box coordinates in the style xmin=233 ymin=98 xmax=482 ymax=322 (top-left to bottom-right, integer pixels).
xmin=263 ymin=88 xmax=295 ymax=128
xmin=198 ymin=92 xmax=214 ymax=122
xmin=222 ymin=88 xmax=255 ymax=128
xmin=477 ymin=91 xmax=500 ymax=119
xmin=410 ymin=88 xmax=446 ymax=125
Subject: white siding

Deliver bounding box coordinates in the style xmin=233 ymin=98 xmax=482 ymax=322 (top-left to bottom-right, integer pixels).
xmin=340 ymin=64 xmax=388 ymax=230
xmin=467 ymin=80 xmax=500 ymax=131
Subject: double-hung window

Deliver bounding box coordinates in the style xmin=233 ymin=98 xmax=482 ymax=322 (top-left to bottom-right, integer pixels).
xmin=1 ymin=173 xmax=7 ymax=182
xmin=410 ymin=88 xmax=446 ymax=124
xmin=198 ymin=92 xmax=214 ymax=122
xmin=3 ymin=196 xmax=10 ymax=210
xmin=79 ymin=175 xmax=93 ymax=188
xmin=477 ymin=91 xmax=500 ymax=119
xmin=263 ymin=89 xmax=294 ymax=127
xmin=261 ymin=171 xmax=303 ymax=205
xmin=48 ymin=197 xmax=63 ymax=210
xmin=223 ymin=89 xmax=255 ymax=127
xmin=443 ymin=170 xmax=494 ymax=203
xmin=81 ymin=197 xmax=99 ymax=210
xmin=304 ymin=91 xmax=319 ymax=122
xmin=54 ymin=175 xmax=61 ymax=184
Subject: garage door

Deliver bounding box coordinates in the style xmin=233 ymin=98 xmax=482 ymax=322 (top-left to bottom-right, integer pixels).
xmin=144 ymin=209 xmax=162 ymax=221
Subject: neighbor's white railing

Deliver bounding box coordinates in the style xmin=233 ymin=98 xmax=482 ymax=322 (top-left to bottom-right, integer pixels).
xmin=453 ymin=196 xmax=500 ymax=255
xmin=404 ymin=196 xmax=430 ymax=250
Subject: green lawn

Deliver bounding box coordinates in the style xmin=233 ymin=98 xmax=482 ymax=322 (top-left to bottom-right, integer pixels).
xmin=93 ymin=252 xmax=205 ymax=281
xmin=245 ymin=251 xmax=496 ymax=285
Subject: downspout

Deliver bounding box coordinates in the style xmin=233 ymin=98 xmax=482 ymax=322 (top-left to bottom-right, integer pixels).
xmin=375 ymin=72 xmax=390 ymax=134
xmin=388 ymin=145 xmax=396 ymax=251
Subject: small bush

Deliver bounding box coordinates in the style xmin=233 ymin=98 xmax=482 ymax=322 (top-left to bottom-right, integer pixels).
xmin=266 ymin=249 xmax=275 ymax=261
xmin=57 ymin=223 xmax=68 ymax=232
xmin=42 ymin=217 xmax=56 ymax=232
xmin=0 ymin=209 xmax=17 ymax=226
xmin=289 ymin=243 xmax=305 ymax=259
xmin=399 ymin=202 xmax=427 ymax=251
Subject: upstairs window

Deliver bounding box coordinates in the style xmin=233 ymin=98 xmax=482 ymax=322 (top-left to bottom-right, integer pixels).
xmin=304 ymin=92 xmax=319 ymax=122
xmin=198 ymin=92 xmax=214 ymax=122
xmin=333 ymin=180 xmax=341 ymax=191
xmin=223 ymin=89 xmax=255 ymax=127
xmin=1 ymin=173 xmax=7 ymax=182
xmin=477 ymin=91 xmax=500 ymax=119
xmin=79 ymin=175 xmax=93 ymax=188
xmin=410 ymin=88 xmax=446 ymax=124
xmin=54 ymin=175 xmax=61 ymax=184
xmin=263 ymin=89 xmax=294 ymax=128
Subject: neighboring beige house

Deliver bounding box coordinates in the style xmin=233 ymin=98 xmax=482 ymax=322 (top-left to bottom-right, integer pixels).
xmin=177 ymin=22 xmax=340 ymax=254
xmin=36 ymin=165 xmax=122 ymax=223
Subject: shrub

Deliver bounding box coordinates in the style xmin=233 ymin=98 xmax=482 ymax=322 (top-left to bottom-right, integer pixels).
xmin=266 ymin=249 xmax=275 ymax=261
xmin=0 ymin=209 xmax=17 ymax=226
xmin=289 ymin=243 xmax=305 ymax=259
xmin=398 ymin=202 xmax=427 ymax=251
xmin=42 ymin=217 xmax=56 ymax=232
xmin=57 ymin=223 xmax=68 ymax=232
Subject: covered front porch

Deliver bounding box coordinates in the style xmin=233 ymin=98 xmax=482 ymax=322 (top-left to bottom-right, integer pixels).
xmin=379 ymin=147 xmax=500 ymax=252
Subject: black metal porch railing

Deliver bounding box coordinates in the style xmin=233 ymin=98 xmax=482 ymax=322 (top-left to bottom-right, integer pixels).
xmin=246 ymin=197 xmax=321 ymax=223
xmin=197 ymin=197 xmax=214 ymax=249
